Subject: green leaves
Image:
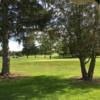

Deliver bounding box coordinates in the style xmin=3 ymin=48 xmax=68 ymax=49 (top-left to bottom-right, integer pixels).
xmin=0 ymin=0 xmax=51 ymax=41
xmin=95 ymin=0 xmax=100 ymax=4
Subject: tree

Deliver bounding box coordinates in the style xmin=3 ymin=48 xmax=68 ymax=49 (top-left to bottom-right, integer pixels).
xmin=45 ymin=29 xmax=60 ymax=59
xmin=39 ymin=29 xmax=59 ymax=59
xmin=68 ymin=4 xmax=98 ymax=81
xmin=1 ymin=0 xmax=10 ymax=76
xmin=39 ymin=32 xmax=50 ymax=57
xmin=56 ymin=37 xmax=71 ymax=58
xmin=95 ymin=0 xmax=100 ymax=4
xmin=0 ymin=0 xmax=51 ymax=76
xmin=22 ymin=44 xmax=38 ymax=58
xmin=49 ymin=0 xmax=99 ymax=81
xmin=22 ymin=32 xmax=38 ymax=58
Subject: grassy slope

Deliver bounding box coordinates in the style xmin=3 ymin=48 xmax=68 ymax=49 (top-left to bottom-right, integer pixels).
xmin=0 ymin=56 xmax=100 ymax=100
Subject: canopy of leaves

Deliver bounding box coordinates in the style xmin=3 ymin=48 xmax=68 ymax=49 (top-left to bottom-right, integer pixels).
xmin=0 ymin=0 xmax=51 ymax=42
xmin=95 ymin=0 xmax=100 ymax=4
xmin=47 ymin=1 xmax=99 ymax=59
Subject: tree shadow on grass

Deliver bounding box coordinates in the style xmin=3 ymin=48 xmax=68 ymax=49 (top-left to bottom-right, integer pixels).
xmin=0 ymin=75 xmax=100 ymax=100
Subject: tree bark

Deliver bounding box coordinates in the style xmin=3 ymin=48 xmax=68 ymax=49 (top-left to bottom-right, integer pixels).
xmin=49 ymin=54 xmax=51 ymax=59
xmin=88 ymin=51 xmax=96 ymax=81
xmin=1 ymin=35 xmax=10 ymax=76
xmin=79 ymin=57 xmax=88 ymax=80
xmin=1 ymin=0 xmax=10 ymax=76
xmin=27 ymin=55 xmax=29 ymax=59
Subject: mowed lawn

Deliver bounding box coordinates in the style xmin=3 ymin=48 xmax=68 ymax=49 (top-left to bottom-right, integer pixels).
xmin=0 ymin=56 xmax=100 ymax=100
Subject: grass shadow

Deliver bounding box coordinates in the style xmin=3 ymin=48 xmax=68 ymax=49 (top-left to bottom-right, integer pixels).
xmin=0 ymin=75 xmax=100 ymax=100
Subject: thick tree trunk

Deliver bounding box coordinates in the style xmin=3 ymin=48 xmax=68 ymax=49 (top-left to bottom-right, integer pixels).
xmin=88 ymin=51 xmax=96 ymax=81
xmin=79 ymin=58 xmax=88 ymax=80
xmin=1 ymin=35 xmax=10 ymax=76
xmin=1 ymin=0 xmax=10 ymax=76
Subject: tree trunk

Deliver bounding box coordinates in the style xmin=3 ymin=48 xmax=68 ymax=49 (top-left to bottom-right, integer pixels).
xmin=49 ymin=54 xmax=51 ymax=59
xmin=88 ymin=51 xmax=96 ymax=81
xmin=79 ymin=58 xmax=88 ymax=80
xmin=1 ymin=0 xmax=10 ymax=76
xmin=27 ymin=55 xmax=29 ymax=59
xmin=1 ymin=36 xmax=10 ymax=76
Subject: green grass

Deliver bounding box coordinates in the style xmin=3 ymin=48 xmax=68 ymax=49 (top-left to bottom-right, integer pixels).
xmin=0 ymin=56 xmax=100 ymax=100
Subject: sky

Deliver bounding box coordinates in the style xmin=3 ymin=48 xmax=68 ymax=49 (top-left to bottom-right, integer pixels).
xmin=9 ymin=40 xmax=23 ymax=51
xmin=0 ymin=39 xmax=39 ymax=52
xmin=0 ymin=38 xmax=23 ymax=51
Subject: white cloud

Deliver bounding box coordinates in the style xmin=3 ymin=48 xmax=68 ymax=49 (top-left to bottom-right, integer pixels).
xmin=9 ymin=40 xmax=23 ymax=51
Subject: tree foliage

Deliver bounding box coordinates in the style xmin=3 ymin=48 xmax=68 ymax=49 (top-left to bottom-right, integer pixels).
xmin=47 ymin=0 xmax=99 ymax=80
xmin=0 ymin=0 xmax=51 ymax=76
xmin=22 ymin=32 xmax=38 ymax=58
xmin=95 ymin=0 xmax=100 ymax=4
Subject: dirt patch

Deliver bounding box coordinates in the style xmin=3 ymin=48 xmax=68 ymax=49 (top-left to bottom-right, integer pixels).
xmin=0 ymin=73 xmax=27 ymax=80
